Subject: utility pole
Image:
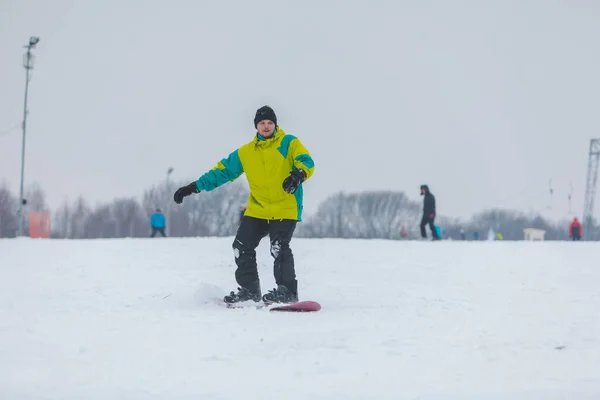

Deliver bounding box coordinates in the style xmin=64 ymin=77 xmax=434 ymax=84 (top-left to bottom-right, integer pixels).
xmin=17 ymin=36 xmax=40 ymax=237
xmin=583 ymin=139 xmax=600 ymax=240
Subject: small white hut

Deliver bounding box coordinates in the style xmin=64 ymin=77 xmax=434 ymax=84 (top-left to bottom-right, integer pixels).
xmin=523 ymin=228 xmax=546 ymax=241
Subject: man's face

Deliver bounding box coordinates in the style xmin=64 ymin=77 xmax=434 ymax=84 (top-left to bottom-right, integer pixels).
xmin=257 ymin=120 xmax=276 ymax=138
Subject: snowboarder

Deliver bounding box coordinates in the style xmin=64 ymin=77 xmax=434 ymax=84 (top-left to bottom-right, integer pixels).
xmin=420 ymin=184 xmax=440 ymax=240
xmin=150 ymin=208 xmax=166 ymax=237
xmin=173 ymin=105 xmax=315 ymax=305
xmin=569 ymin=217 xmax=582 ymax=241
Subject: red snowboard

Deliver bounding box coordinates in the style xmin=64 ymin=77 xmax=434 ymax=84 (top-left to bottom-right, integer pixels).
xmin=269 ymin=300 xmax=321 ymax=312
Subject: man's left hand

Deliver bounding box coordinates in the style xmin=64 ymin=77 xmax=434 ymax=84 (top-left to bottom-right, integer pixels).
xmin=282 ymin=169 xmax=306 ymax=194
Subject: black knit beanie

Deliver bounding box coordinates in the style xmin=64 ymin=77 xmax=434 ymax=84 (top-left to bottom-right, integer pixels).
xmin=254 ymin=106 xmax=277 ymax=128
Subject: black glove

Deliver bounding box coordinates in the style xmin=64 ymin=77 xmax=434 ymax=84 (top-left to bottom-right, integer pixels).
xmin=173 ymin=182 xmax=199 ymax=204
xmin=282 ymin=169 xmax=306 ymax=194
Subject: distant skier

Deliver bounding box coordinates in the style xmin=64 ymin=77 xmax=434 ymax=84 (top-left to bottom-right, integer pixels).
xmin=400 ymin=225 xmax=408 ymax=239
xmin=420 ymin=184 xmax=440 ymax=240
xmin=173 ymin=106 xmax=315 ymax=305
xmin=434 ymin=225 xmax=443 ymax=239
xmin=569 ymin=217 xmax=582 ymax=241
xmin=150 ymin=208 xmax=166 ymax=237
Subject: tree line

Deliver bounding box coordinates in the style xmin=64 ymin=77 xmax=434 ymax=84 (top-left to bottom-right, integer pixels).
xmin=0 ymin=180 xmax=597 ymax=240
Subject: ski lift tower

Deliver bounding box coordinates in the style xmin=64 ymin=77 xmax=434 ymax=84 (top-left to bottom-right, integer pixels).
xmin=583 ymin=139 xmax=600 ymax=240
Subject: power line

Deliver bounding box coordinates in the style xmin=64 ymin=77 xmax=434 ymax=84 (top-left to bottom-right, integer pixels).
xmin=0 ymin=122 xmax=21 ymax=137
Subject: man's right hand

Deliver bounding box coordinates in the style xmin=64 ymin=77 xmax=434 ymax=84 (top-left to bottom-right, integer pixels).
xmin=173 ymin=182 xmax=199 ymax=204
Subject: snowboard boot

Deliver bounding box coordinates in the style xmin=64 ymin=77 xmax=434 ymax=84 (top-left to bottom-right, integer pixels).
xmin=262 ymin=285 xmax=298 ymax=305
xmin=223 ymin=285 xmax=261 ymax=304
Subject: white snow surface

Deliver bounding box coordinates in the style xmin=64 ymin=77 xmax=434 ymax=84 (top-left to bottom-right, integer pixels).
xmin=1 ymin=237 xmax=599 ymax=399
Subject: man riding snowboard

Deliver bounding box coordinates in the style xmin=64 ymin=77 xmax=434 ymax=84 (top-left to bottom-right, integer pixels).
xmin=173 ymin=106 xmax=315 ymax=305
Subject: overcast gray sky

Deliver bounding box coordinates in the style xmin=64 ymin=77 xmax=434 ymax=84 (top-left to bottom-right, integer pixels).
xmin=1 ymin=0 xmax=599 ymax=221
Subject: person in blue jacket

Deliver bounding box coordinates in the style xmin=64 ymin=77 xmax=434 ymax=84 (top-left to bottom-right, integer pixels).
xmin=150 ymin=208 xmax=166 ymax=237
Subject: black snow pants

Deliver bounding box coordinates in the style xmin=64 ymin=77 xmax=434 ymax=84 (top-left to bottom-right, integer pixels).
xmin=420 ymin=214 xmax=439 ymax=239
xmin=232 ymin=216 xmax=298 ymax=296
xmin=571 ymin=227 xmax=581 ymax=241
xmin=150 ymin=227 xmax=166 ymax=237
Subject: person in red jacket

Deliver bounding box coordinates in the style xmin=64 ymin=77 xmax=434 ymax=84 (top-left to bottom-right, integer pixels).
xmin=569 ymin=217 xmax=582 ymax=241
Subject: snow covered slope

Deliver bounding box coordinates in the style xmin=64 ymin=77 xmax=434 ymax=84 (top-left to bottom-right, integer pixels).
xmin=1 ymin=237 xmax=599 ymax=399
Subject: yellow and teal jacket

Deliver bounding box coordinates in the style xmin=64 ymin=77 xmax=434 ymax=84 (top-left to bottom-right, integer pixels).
xmin=194 ymin=127 xmax=315 ymax=221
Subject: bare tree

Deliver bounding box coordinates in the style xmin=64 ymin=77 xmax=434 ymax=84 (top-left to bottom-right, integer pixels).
xmin=52 ymin=201 xmax=70 ymax=238
xmin=111 ymin=197 xmax=147 ymax=237
xmin=70 ymin=197 xmax=91 ymax=238
xmin=24 ymin=182 xmax=47 ymax=212
xmin=52 ymin=196 xmax=92 ymax=238
xmin=0 ymin=183 xmax=18 ymax=238
xmin=4 ymin=178 xmax=597 ymax=242
xmin=84 ymin=204 xmax=117 ymax=238
xmin=300 ymin=191 xmax=421 ymax=239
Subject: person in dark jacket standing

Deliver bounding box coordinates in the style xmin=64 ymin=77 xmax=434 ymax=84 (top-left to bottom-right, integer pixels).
xmin=420 ymin=185 xmax=440 ymax=240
